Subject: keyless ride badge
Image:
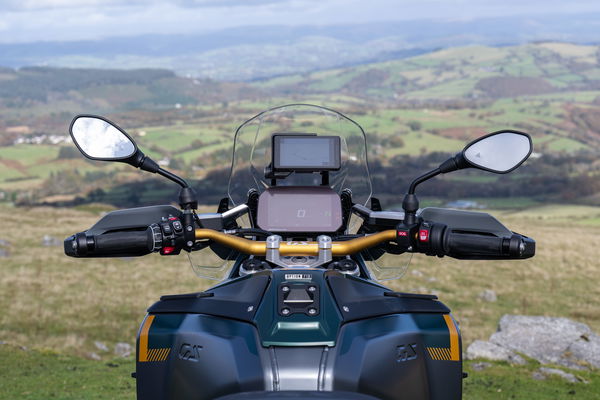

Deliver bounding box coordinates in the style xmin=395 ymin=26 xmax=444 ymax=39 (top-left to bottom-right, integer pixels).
xmin=284 ymin=273 xmax=313 ymax=281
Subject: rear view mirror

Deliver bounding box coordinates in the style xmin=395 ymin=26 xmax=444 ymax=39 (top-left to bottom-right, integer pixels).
xmin=70 ymin=115 xmax=137 ymax=161
xmin=68 ymin=114 xmax=197 ymax=207
xmin=403 ymin=129 xmax=533 ymax=223
xmin=462 ymin=130 xmax=532 ymax=173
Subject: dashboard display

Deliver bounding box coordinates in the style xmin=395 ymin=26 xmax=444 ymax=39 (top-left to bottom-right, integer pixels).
xmin=273 ymin=135 xmax=341 ymax=172
xmin=257 ymin=186 xmax=342 ymax=232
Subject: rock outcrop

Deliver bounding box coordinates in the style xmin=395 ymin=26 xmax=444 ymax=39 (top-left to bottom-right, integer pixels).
xmin=466 ymin=315 xmax=600 ymax=371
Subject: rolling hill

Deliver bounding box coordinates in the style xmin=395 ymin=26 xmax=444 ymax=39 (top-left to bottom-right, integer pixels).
xmin=0 ymin=42 xmax=599 ymax=207
xmin=255 ymin=42 xmax=600 ymax=152
xmin=255 ymin=42 xmax=600 ymax=101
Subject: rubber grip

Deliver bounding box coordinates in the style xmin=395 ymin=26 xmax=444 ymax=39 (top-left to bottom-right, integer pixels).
xmin=92 ymin=230 xmax=153 ymax=257
xmin=445 ymin=232 xmax=505 ymax=257
xmin=64 ymin=229 xmax=154 ymax=257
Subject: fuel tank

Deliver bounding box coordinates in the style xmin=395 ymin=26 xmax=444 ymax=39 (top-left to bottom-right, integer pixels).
xmin=135 ymin=269 xmax=462 ymax=400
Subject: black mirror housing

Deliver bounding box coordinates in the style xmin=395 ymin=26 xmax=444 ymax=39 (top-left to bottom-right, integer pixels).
xmin=437 ymin=129 xmax=533 ymax=175
xmin=460 ymin=130 xmax=532 ymax=174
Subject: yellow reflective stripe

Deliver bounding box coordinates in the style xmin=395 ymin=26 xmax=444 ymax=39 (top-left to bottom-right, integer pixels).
xmin=138 ymin=315 xmax=155 ymax=362
xmin=146 ymin=348 xmax=172 ymax=362
xmin=443 ymin=315 xmax=460 ymax=361
xmin=438 ymin=348 xmax=445 ymax=360
xmin=160 ymin=348 xmax=168 ymax=361
xmin=429 ymin=347 xmax=435 ymax=359
xmin=428 ymin=347 xmax=455 ymax=361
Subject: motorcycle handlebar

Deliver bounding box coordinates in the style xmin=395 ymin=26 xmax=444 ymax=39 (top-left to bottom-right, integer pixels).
xmin=194 ymin=228 xmax=398 ymax=256
xmin=64 ymin=220 xmax=535 ymax=260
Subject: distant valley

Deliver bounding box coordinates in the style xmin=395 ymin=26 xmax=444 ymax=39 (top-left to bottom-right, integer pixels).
xmin=0 ymin=42 xmax=599 ymax=208
xmin=2 ymin=13 xmax=600 ymax=81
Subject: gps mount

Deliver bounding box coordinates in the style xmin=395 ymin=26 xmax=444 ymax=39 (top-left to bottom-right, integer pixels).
xmin=265 ymin=134 xmax=341 ymax=187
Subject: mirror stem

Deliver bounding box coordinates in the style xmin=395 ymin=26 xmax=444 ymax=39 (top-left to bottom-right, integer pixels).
xmin=408 ymin=168 xmax=441 ymax=195
xmin=137 ymin=155 xmax=187 ymax=187
xmin=157 ymin=169 xmax=198 ymax=210
xmin=137 ymin=153 xmax=198 ymax=210
xmin=403 ymin=167 xmax=442 ymax=225
xmin=157 ymin=168 xmax=189 ymax=189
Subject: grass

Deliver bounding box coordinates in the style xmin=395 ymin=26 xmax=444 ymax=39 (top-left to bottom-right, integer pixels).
xmin=386 ymin=131 xmax=464 ymax=156
xmin=503 ymin=204 xmax=600 ymax=225
xmin=463 ymin=360 xmax=600 ymax=399
xmin=0 ymin=145 xmax=59 ymax=166
xmin=0 ymin=205 xmax=210 ymax=357
xmin=0 ymin=344 xmax=135 ymax=400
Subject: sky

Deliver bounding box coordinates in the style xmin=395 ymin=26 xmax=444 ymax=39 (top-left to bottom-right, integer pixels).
xmin=2 ymin=0 xmax=600 ymax=43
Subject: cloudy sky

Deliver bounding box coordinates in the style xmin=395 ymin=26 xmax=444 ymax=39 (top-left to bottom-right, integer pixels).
xmin=2 ymin=0 xmax=600 ymax=43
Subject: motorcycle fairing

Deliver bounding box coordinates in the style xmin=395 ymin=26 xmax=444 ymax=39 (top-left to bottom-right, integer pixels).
xmin=136 ymin=268 xmax=462 ymax=400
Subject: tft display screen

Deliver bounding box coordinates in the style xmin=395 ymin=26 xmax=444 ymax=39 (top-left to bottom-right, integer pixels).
xmin=273 ymin=135 xmax=340 ymax=171
xmin=257 ymin=186 xmax=342 ymax=232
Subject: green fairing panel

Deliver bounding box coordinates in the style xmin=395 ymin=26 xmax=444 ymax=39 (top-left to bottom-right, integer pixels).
xmin=253 ymin=270 xmax=343 ymax=347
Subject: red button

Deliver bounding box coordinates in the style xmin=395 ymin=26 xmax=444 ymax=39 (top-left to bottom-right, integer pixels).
xmin=419 ymin=229 xmax=429 ymax=242
xmin=397 ymin=231 xmax=408 ymax=237
xmin=168 ymin=217 xmax=178 ymax=221
xmin=161 ymin=246 xmax=175 ymax=255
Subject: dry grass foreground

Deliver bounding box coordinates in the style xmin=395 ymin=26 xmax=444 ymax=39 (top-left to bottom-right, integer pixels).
xmin=0 ymin=204 xmax=599 ymax=358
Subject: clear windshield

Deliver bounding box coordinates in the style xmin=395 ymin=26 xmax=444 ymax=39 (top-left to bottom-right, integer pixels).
xmin=191 ymin=104 xmax=410 ymax=282
xmin=227 ymin=104 xmax=372 ymax=207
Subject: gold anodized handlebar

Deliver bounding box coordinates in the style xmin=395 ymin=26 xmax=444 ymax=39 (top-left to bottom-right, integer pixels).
xmin=194 ymin=229 xmax=398 ymax=256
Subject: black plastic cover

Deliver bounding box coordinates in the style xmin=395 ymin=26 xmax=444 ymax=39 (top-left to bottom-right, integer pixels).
xmin=86 ymin=205 xmax=181 ymax=235
xmin=326 ymin=272 xmax=449 ymax=322
xmin=147 ymin=272 xmax=271 ymax=322
xmin=419 ymin=207 xmax=511 ymax=237
xmin=352 ymin=204 xmax=404 ymax=227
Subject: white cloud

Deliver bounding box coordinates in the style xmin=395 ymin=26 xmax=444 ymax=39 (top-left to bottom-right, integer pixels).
xmin=3 ymin=0 xmax=153 ymax=11
xmin=0 ymin=0 xmax=600 ymax=43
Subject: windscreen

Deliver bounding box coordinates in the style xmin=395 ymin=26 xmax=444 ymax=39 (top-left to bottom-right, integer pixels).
xmin=228 ymin=104 xmax=372 ymax=206
xmin=190 ymin=104 xmax=411 ymax=282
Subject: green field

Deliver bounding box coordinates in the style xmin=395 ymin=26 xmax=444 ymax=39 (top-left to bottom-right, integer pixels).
xmin=0 ymin=345 xmax=134 ymax=400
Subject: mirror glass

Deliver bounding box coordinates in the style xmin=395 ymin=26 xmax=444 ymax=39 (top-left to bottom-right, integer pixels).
xmin=463 ymin=131 xmax=531 ymax=173
xmin=71 ymin=117 xmax=136 ymax=160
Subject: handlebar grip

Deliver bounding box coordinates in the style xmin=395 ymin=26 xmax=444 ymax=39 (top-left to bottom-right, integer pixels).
xmin=442 ymin=230 xmax=535 ymax=260
xmin=446 ymin=232 xmax=504 ymax=258
xmin=64 ymin=229 xmax=154 ymax=258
